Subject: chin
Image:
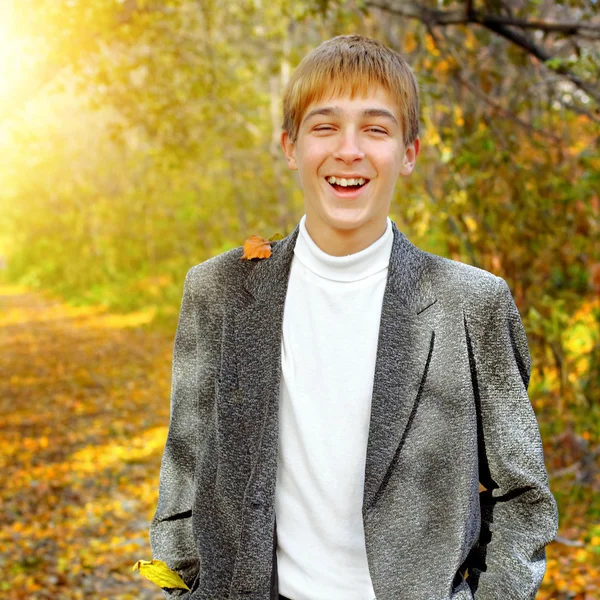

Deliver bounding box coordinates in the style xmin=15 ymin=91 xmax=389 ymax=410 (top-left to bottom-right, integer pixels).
xmin=320 ymin=206 xmax=372 ymax=226
xmin=324 ymin=217 xmax=372 ymax=234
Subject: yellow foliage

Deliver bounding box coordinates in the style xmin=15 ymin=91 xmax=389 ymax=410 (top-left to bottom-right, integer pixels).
xmin=132 ymin=559 xmax=190 ymax=590
xmin=450 ymin=190 xmax=468 ymax=206
xmin=71 ymin=426 xmax=168 ymax=473
xmin=562 ymin=297 xmax=600 ymax=386
xmin=463 ymin=215 xmax=478 ymax=234
xmin=87 ymin=306 xmax=158 ymax=329
xmin=433 ymin=59 xmax=454 ymax=82
xmin=402 ymin=32 xmax=418 ymax=54
xmin=0 ymin=284 xmax=30 ymax=295
xmin=424 ymin=34 xmax=440 ymax=56
xmin=463 ymin=28 xmax=478 ymax=51
xmin=425 ymin=125 xmax=441 ymax=147
xmin=454 ymin=106 xmax=464 ymax=127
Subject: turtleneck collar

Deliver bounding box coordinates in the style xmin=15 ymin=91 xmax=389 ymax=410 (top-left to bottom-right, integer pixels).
xmin=293 ymin=214 xmax=394 ymax=283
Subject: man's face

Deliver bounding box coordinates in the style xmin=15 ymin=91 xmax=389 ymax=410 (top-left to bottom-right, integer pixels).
xmin=281 ymin=85 xmax=419 ymax=254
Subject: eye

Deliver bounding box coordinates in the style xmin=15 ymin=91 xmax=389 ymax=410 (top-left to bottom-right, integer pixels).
xmin=314 ymin=126 xmax=334 ymax=132
xmin=367 ymin=127 xmax=387 ymax=134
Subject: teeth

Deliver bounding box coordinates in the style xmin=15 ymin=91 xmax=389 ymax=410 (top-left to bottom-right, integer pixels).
xmin=327 ymin=176 xmax=366 ymax=186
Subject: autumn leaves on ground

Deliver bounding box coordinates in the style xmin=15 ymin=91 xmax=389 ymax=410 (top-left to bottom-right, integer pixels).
xmin=1 ymin=286 xmax=166 ymax=599
xmin=1 ymin=286 xmax=598 ymax=599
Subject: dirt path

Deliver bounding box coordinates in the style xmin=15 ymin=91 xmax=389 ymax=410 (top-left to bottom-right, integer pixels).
xmin=1 ymin=286 xmax=170 ymax=599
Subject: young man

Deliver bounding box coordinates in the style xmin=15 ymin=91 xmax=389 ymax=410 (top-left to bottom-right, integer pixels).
xmin=150 ymin=35 xmax=558 ymax=600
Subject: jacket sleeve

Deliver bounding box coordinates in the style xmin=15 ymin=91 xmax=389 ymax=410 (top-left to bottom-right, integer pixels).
xmin=149 ymin=267 xmax=201 ymax=598
xmin=466 ymin=276 xmax=559 ymax=600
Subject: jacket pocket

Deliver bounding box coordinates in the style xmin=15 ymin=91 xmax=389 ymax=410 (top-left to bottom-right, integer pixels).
xmin=154 ymin=509 xmax=193 ymax=523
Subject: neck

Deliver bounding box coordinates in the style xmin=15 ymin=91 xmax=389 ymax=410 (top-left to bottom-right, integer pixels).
xmin=304 ymin=214 xmax=389 ymax=256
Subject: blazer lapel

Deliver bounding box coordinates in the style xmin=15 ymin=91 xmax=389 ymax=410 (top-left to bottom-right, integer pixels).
xmin=233 ymin=220 xmax=439 ymax=512
xmin=362 ymin=224 xmax=439 ymax=516
xmin=234 ymin=225 xmax=300 ymax=467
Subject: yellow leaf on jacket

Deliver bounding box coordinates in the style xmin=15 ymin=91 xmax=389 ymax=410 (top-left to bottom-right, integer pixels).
xmin=242 ymin=235 xmax=272 ymax=260
xmin=132 ymin=559 xmax=190 ymax=590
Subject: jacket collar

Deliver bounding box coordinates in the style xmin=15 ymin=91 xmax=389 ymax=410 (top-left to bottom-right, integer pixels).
xmin=244 ymin=220 xmax=436 ymax=315
xmin=233 ymin=219 xmax=439 ymax=517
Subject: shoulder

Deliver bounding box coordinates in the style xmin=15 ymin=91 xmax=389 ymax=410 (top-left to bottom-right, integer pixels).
xmin=421 ymin=251 xmax=505 ymax=315
xmin=183 ymin=243 xmax=264 ymax=303
xmin=421 ymin=252 xmax=525 ymax=343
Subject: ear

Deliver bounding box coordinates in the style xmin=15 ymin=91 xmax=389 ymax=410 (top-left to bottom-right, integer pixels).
xmin=281 ymin=130 xmax=298 ymax=170
xmin=399 ymin=138 xmax=420 ymax=176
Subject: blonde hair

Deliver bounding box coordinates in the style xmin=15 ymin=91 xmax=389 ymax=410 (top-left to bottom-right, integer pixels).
xmin=282 ymin=35 xmax=420 ymax=147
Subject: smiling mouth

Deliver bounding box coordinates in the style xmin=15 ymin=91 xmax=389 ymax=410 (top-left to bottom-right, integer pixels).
xmin=325 ymin=177 xmax=370 ymax=192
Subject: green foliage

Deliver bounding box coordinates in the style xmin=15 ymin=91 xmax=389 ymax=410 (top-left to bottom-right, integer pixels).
xmin=0 ymin=0 xmax=598 ymax=415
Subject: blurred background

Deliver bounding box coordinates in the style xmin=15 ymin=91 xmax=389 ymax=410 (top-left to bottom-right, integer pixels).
xmin=0 ymin=0 xmax=598 ymax=598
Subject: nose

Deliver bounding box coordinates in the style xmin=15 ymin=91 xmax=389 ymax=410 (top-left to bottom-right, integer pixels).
xmin=333 ymin=129 xmax=365 ymax=163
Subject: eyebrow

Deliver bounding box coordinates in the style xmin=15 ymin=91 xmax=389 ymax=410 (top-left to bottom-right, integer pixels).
xmin=302 ymin=106 xmax=399 ymax=126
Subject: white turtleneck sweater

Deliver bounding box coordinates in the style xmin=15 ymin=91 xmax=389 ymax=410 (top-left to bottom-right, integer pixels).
xmin=275 ymin=214 xmax=394 ymax=600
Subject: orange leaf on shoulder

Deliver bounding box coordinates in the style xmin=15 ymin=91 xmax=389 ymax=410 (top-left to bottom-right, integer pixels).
xmin=242 ymin=235 xmax=272 ymax=260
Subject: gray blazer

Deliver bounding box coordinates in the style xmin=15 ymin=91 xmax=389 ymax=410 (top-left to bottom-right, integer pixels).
xmin=149 ymin=221 xmax=558 ymax=600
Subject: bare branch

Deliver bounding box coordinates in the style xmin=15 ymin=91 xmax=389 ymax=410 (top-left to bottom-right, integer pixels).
xmin=456 ymin=70 xmax=564 ymax=142
xmin=365 ymin=0 xmax=600 ymax=103
xmin=556 ymin=97 xmax=600 ymax=123
xmin=366 ymin=0 xmax=466 ymax=25
xmin=366 ymin=0 xmax=600 ymax=35
xmin=478 ymin=15 xmax=600 ymax=103
xmin=427 ymin=25 xmax=567 ymax=143
xmin=476 ymin=15 xmax=600 ymax=38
